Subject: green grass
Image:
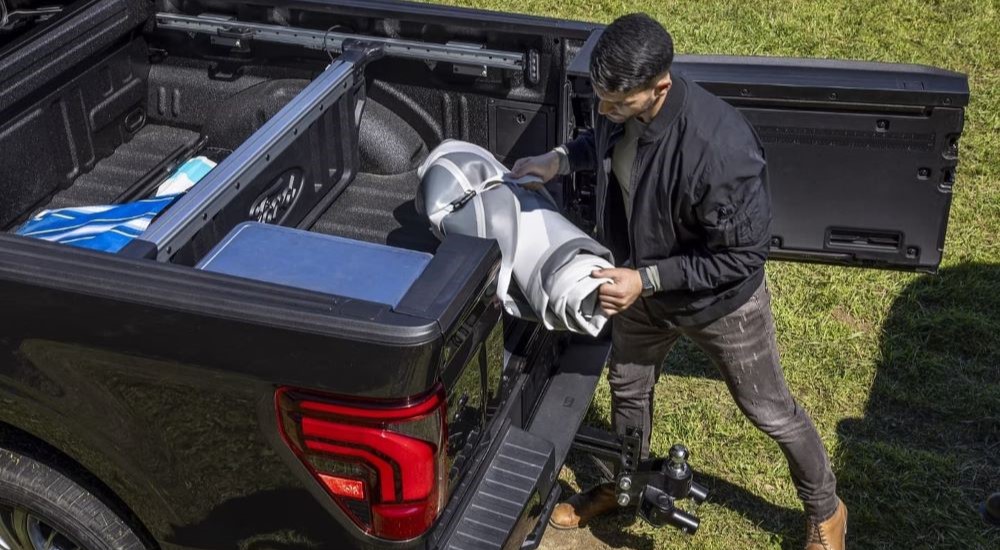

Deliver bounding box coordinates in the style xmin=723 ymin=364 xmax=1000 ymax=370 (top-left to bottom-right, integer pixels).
xmin=419 ymin=1 xmax=1000 ymax=548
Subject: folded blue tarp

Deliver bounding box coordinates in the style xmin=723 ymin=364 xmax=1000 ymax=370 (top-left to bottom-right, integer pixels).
xmin=16 ymin=196 xmax=183 ymax=254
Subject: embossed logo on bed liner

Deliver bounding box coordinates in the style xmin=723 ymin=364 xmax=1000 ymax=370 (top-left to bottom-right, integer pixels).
xmin=250 ymin=168 xmax=304 ymax=225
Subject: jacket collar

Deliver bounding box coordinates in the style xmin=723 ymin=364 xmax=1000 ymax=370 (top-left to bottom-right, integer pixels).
xmin=638 ymin=73 xmax=687 ymax=144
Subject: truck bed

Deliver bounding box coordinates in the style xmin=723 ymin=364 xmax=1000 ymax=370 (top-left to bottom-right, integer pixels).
xmin=310 ymin=170 xmax=439 ymax=253
xmin=32 ymin=124 xmax=202 ymax=214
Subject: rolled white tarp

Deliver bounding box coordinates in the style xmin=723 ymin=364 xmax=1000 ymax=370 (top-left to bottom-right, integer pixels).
xmin=416 ymin=140 xmax=614 ymax=336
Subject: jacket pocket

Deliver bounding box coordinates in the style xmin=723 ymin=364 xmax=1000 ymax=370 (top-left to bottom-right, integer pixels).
xmin=707 ymin=191 xmax=762 ymax=249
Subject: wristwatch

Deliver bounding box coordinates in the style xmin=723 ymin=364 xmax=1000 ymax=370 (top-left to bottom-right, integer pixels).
xmin=638 ymin=267 xmax=655 ymax=297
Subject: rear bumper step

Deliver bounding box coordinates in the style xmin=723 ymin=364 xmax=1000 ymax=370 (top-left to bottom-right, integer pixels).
xmin=437 ymin=341 xmax=609 ymax=550
xmin=442 ymin=428 xmax=554 ymax=550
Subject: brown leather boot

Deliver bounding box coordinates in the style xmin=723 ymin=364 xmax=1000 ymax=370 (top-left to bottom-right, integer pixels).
xmin=805 ymin=499 xmax=848 ymax=550
xmin=548 ymin=482 xmax=619 ymax=529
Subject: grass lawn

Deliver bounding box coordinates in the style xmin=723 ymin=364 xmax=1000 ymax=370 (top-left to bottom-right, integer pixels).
xmin=421 ymin=1 xmax=1000 ymax=548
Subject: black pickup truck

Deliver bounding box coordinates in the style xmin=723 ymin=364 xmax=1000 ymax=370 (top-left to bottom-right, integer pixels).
xmin=0 ymin=1 xmax=968 ymax=549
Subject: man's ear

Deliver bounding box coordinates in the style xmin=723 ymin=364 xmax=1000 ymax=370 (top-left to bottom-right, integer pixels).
xmin=654 ymin=72 xmax=673 ymax=97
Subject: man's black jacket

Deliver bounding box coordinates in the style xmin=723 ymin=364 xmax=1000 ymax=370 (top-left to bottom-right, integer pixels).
xmin=565 ymin=74 xmax=772 ymax=326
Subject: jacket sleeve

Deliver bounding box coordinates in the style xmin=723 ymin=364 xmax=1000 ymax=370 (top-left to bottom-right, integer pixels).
xmin=654 ymin=146 xmax=771 ymax=293
xmin=561 ymin=128 xmax=598 ymax=173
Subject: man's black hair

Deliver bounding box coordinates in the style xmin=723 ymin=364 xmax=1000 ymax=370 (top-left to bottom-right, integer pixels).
xmin=590 ymin=13 xmax=674 ymax=93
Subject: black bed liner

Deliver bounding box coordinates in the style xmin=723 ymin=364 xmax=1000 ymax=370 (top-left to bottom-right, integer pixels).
xmin=37 ymin=125 xmax=201 ymax=214
xmin=309 ymin=170 xmax=439 ymax=253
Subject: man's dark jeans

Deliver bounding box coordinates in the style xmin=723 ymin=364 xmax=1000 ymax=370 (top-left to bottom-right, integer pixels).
xmin=609 ymin=277 xmax=839 ymax=521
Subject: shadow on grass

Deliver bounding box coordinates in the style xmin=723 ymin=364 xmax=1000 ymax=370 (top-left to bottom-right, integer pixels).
xmin=835 ymin=263 xmax=1000 ymax=548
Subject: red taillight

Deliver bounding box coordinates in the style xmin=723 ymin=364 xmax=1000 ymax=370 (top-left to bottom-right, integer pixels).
xmin=319 ymin=474 xmax=366 ymax=500
xmin=276 ymin=385 xmax=447 ymax=541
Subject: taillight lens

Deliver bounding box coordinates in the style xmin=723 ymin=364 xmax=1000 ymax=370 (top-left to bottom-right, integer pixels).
xmin=276 ymin=384 xmax=448 ymax=540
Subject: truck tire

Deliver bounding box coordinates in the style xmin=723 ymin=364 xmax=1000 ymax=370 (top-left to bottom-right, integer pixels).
xmin=0 ymin=446 xmax=147 ymax=550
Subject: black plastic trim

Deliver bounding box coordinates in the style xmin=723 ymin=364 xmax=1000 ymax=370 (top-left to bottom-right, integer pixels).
xmin=526 ymin=342 xmax=610 ymax=473
xmin=395 ymin=235 xmax=501 ymax=336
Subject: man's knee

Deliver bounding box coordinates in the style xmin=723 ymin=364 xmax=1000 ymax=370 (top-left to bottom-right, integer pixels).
xmin=741 ymin=398 xmax=807 ymax=439
xmin=608 ymin=361 xmax=658 ymax=400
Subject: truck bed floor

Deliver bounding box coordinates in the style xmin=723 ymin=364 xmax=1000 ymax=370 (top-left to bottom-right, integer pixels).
xmin=309 ymin=170 xmax=440 ymax=253
xmin=41 ymin=124 xmax=201 ymax=213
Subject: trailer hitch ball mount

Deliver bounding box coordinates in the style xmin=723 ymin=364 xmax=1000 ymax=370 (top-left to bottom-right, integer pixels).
xmin=571 ymin=427 xmax=709 ymax=534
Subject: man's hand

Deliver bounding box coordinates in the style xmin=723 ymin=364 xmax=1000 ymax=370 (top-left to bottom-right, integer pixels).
xmin=592 ymin=268 xmax=643 ymax=317
xmin=510 ymin=151 xmax=561 ymax=190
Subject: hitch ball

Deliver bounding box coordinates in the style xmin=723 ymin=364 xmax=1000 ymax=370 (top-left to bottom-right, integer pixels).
xmin=669 ymin=444 xmax=690 ymax=470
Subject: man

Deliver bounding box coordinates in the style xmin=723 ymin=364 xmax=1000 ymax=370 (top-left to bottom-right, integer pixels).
xmin=510 ymin=13 xmax=847 ymax=550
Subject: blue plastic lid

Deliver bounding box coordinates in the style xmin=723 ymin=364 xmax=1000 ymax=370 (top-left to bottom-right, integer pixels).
xmin=196 ymin=222 xmax=432 ymax=307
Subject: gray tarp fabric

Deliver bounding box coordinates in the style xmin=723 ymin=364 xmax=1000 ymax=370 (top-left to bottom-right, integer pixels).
xmin=416 ymin=140 xmax=615 ymax=336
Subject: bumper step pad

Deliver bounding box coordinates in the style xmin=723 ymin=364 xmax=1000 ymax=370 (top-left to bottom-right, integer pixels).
xmin=442 ymin=428 xmax=554 ymax=550
xmin=439 ymin=341 xmax=610 ymax=550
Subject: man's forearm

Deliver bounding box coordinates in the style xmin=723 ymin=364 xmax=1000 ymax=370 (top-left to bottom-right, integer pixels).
xmin=653 ymin=248 xmax=766 ymax=293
